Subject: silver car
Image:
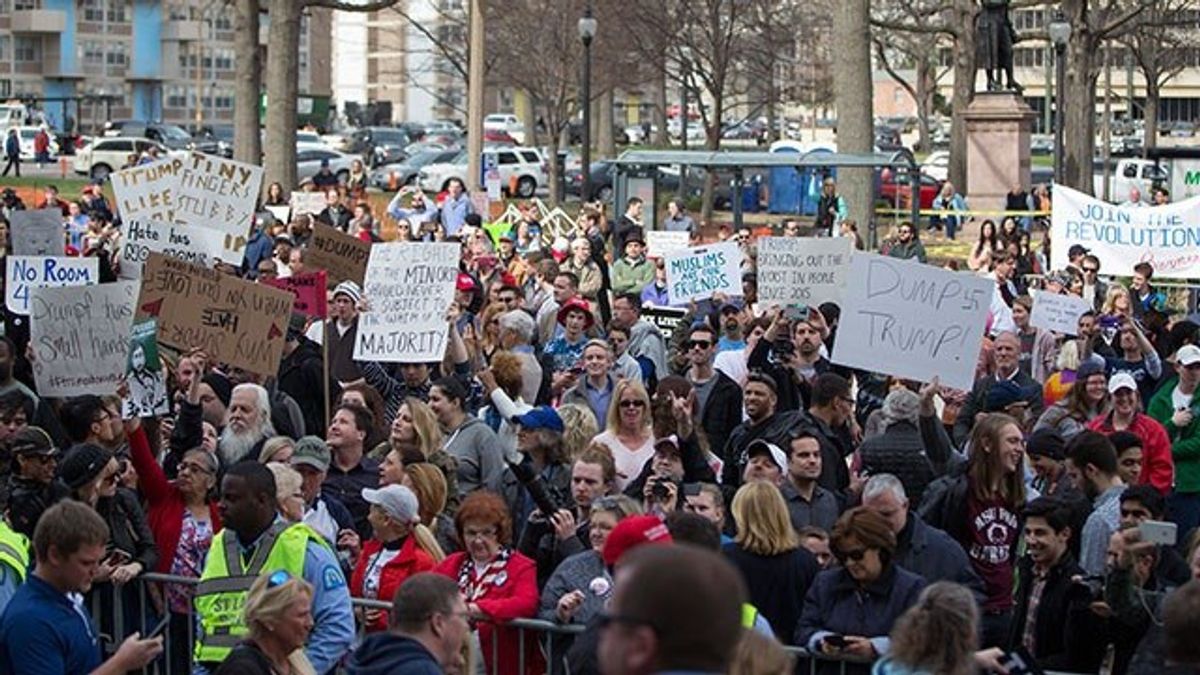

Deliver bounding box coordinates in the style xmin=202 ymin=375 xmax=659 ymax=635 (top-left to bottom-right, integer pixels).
xmin=296 ymin=147 xmax=359 ymax=183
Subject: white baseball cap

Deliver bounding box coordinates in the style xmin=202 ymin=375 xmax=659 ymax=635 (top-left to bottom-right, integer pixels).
xmin=1108 ymin=372 xmax=1138 ymax=394
xmin=361 ymin=485 xmax=420 ymax=524
xmin=746 ymin=440 xmax=788 ymax=473
xmin=1176 ymin=344 xmax=1200 ymax=367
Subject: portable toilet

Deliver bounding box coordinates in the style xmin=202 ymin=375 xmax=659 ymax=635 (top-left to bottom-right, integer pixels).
xmin=767 ymin=141 xmax=804 ymax=213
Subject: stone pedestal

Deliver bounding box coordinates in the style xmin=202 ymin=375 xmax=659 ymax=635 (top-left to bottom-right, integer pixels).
xmin=964 ymin=92 xmax=1036 ymax=212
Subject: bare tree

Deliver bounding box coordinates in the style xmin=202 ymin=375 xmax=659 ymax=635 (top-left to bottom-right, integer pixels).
xmin=232 ymin=0 xmax=260 ymax=165
xmin=872 ymin=0 xmax=952 ymax=153
xmin=835 ymin=0 xmax=875 ymax=229
xmin=1118 ymin=0 xmax=1198 ymax=148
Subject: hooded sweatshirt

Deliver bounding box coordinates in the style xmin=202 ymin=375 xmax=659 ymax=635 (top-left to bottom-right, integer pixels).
xmin=347 ymin=633 xmax=442 ymax=675
xmin=444 ymin=415 xmax=505 ymax=496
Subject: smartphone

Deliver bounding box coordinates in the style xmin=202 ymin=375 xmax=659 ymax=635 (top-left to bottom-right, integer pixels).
xmin=823 ymin=634 xmax=848 ymax=649
xmin=106 ymin=549 xmax=131 ymax=566
xmin=1139 ymin=519 xmax=1178 ymax=547
xmin=784 ymin=304 xmax=811 ymax=322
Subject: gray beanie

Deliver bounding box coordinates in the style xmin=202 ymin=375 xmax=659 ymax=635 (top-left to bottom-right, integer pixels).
xmin=880 ymin=388 xmax=920 ymax=428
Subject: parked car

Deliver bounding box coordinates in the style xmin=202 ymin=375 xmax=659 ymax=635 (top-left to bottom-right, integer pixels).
xmin=1171 ymin=121 xmax=1195 ymax=138
xmin=10 ymin=126 xmax=60 ymax=160
xmin=565 ymin=121 xmax=633 ymax=145
xmin=874 ymin=125 xmax=903 ymax=152
xmin=483 ymin=128 xmax=518 ymax=146
xmin=667 ymin=118 xmax=706 ymax=142
xmin=922 ymin=151 xmax=950 ymax=182
xmin=345 ymin=126 xmax=411 ymax=168
xmin=296 ymin=147 xmax=358 ymax=183
xmin=623 ymin=124 xmax=658 ymax=145
xmin=296 ymin=130 xmax=325 ymax=151
xmin=191 ymin=124 xmax=235 ymax=158
xmin=102 ymin=120 xmax=218 ymax=154
xmin=424 ymin=119 xmax=462 ymax=135
xmin=879 ymin=168 xmax=941 ymax=210
xmin=1031 ymin=134 xmax=1054 ymax=156
xmin=484 ymin=113 xmax=526 ymax=144
xmin=566 ymin=161 xmax=708 ymax=203
xmin=418 ymin=146 xmax=547 ymax=197
xmin=369 ymin=148 xmax=461 ymax=190
xmin=73 ymin=137 xmax=178 ymax=180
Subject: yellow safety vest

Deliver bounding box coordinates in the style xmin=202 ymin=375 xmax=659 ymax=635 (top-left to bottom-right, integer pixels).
xmin=193 ymin=521 xmax=323 ymax=664
xmin=0 ymin=522 xmax=29 ymax=583
xmin=741 ymin=603 xmax=759 ymax=629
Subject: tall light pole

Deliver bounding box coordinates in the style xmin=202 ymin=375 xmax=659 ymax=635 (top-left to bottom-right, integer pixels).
xmin=1049 ymin=11 xmax=1071 ymax=185
xmin=578 ymin=4 xmax=597 ymax=202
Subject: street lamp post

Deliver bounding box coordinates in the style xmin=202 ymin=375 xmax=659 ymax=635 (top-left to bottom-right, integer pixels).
xmin=578 ymin=5 xmax=597 ymax=202
xmin=1048 ymin=11 xmax=1071 ymax=185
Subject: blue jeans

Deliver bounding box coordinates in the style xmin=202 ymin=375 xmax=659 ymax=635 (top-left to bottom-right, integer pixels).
xmin=1168 ymin=491 xmax=1200 ymax=550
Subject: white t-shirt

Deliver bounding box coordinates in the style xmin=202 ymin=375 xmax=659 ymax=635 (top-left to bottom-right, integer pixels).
xmin=1172 ymin=385 xmax=1194 ymax=411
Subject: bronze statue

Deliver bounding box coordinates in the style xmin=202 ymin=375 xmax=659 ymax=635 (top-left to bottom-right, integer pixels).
xmin=978 ymin=0 xmax=1021 ymax=93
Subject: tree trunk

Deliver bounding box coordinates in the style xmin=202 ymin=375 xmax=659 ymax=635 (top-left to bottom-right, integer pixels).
xmin=598 ymin=88 xmax=616 ymax=158
xmin=949 ymin=0 xmax=977 ymax=195
xmin=915 ymin=62 xmax=931 ymax=153
xmin=232 ymin=0 xmax=261 ymax=166
xmin=700 ymin=97 xmax=722 ymax=223
xmin=833 ymin=0 xmax=874 ymax=229
xmin=519 ymin=89 xmax=537 ymax=147
xmin=766 ymin=73 xmax=779 ymax=143
xmin=1062 ymin=15 xmax=1098 ymax=194
xmin=1143 ymin=82 xmax=1159 ymax=151
xmin=546 ymin=122 xmax=561 ymax=207
xmin=264 ymin=0 xmax=301 ymax=191
xmin=654 ymin=65 xmax=668 ymax=146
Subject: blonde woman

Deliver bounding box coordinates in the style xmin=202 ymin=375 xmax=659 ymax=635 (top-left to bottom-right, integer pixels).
xmin=213 ymin=571 xmax=316 ymax=675
xmin=726 ymin=481 xmax=819 ymax=644
xmin=558 ymin=403 xmax=600 ymax=462
xmin=372 ymin=397 xmax=459 ymax=513
xmin=267 ymin=463 xmax=305 ymax=523
xmin=592 ymin=379 xmax=655 ymax=490
xmin=872 ymin=582 xmax=979 ymax=675
xmin=407 ymin=462 xmax=458 ymax=554
xmin=259 ymin=436 xmax=296 ymax=464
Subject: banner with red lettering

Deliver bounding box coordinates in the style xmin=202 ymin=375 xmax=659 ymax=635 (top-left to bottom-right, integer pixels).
xmin=263 ymin=271 xmax=328 ymax=318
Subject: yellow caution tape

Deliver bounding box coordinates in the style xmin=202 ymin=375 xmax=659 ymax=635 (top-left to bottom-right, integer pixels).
xmin=874 ymin=208 xmax=1053 ymax=218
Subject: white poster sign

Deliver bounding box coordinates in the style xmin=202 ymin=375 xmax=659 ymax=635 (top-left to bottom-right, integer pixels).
xmin=10 ymin=209 xmax=64 ymax=256
xmin=757 ymin=236 xmax=853 ymax=307
xmin=111 ymin=156 xmax=185 ymax=224
xmin=6 ymin=256 xmax=99 ymax=316
xmin=645 ymin=230 xmax=691 ymax=258
xmin=354 ymin=243 xmax=460 ymax=363
xmin=831 ymin=253 xmax=991 ymax=391
xmin=664 ymin=241 xmax=743 ymax=305
xmin=290 ymin=192 xmax=326 ymax=216
xmin=173 ymin=152 xmax=264 ymax=259
xmin=119 ymin=219 xmax=231 ymax=279
xmin=1030 ymin=290 xmax=1091 ymax=336
xmin=29 ymin=281 xmax=137 ymax=397
xmin=1051 ymin=183 xmax=1200 ymax=279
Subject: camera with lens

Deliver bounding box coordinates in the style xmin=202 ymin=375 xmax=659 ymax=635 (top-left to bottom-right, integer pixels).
xmin=507 ymin=455 xmax=565 ymax=517
xmin=649 ymin=476 xmax=673 ymax=502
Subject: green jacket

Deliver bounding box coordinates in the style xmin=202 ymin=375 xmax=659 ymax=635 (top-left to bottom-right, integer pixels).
xmin=885 ymin=239 xmax=927 ymax=263
xmin=611 ymin=256 xmax=655 ymax=296
xmin=1146 ymin=376 xmax=1200 ymax=492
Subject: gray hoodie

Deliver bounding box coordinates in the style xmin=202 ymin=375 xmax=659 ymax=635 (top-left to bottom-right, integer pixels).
xmin=444 ymin=415 xmax=505 ymax=496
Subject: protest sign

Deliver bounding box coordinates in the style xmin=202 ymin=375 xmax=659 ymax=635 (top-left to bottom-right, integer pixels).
xmin=6 ymin=256 xmax=99 ymax=316
xmin=173 ymin=152 xmax=264 ymax=259
xmin=646 ymin=231 xmax=691 ymax=258
xmin=831 ymin=253 xmax=990 ymax=391
xmin=123 ymin=319 xmax=170 ymax=418
xmin=354 ymin=243 xmax=459 ymax=363
xmin=136 ymin=253 xmax=293 ymax=376
xmin=263 ymin=271 xmax=328 ymax=318
xmin=1051 ymin=184 xmax=1200 ymax=279
xmin=119 ymin=219 xmax=229 ymax=279
xmin=756 ymin=236 xmax=852 ymax=307
xmin=29 ymin=280 xmax=137 ymax=397
xmin=643 ymin=305 xmax=688 ymax=340
xmin=664 ymin=241 xmax=743 ymax=305
xmin=10 ymin=209 xmax=63 ymax=256
xmin=1030 ymin=290 xmax=1090 ymax=336
xmin=265 ymin=205 xmax=291 ymax=225
xmin=290 ymin=191 xmax=326 ymax=216
xmin=111 ymin=156 xmax=186 ymax=224
xmin=307 ymin=223 xmax=370 ymax=285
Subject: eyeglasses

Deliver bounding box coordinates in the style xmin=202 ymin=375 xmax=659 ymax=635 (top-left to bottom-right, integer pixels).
xmin=686 ymin=340 xmax=712 ymax=350
xmin=463 ymin=527 xmax=498 ymax=541
xmin=267 ymin=570 xmax=293 ymax=588
xmin=1082 ymin=267 xmax=1099 ymax=273
xmin=178 ymin=461 xmax=213 ymax=476
xmin=619 ymin=399 xmax=647 ymax=409
xmin=838 ymin=548 xmax=868 ymax=562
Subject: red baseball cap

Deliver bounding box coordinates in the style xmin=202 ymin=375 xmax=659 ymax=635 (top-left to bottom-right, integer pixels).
xmin=601 ymin=515 xmax=673 ymax=567
xmin=456 ymin=273 xmax=476 ymax=292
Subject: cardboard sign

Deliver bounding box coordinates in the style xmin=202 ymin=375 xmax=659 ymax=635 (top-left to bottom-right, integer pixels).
xmin=290 ymin=191 xmax=326 ymax=216
xmin=263 ymin=271 xmax=328 ymax=318
xmin=173 ymin=152 xmax=265 ymax=259
xmin=1051 ymin=184 xmax=1200 ymax=279
xmin=645 ymin=231 xmax=691 ymax=258
xmin=10 ymin=209 xmax=63 ymax=256
xmin=757 ymin=236 xmax=852 ymax=307
xmin=307 ymin=223 xmax=370 ymax=285
xmin=136 ymin=253 xmax=293 ymax=376
xmin=123 ymin=319 xmax=170 ymax=418
xmin=119 ymin=219 xmax=229 ymax=279
xmin=1030 ymin=290 xmax=1090 ymax=336
xmin=831 ymin=253 xmax=991 ymax=391
xmin=664 ymin=241 xmax=743 ymax=305
xmin=111 ymin=156 xmax=186 ymax=224
xmin=6 ymin=256 xmax=99 ymax=315
xmin=265 ymin=205 xmax=291 ymax=226
xmin=643 ymin=305 xmax=688 ymax=340
xmin=29 ymin=280 xmax=137 ymax=397
xmin=354 ymin=243 xmax=459 ymax=363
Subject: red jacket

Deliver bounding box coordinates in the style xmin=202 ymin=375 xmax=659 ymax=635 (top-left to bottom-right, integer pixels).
xmin=128 ymin=427 xmax=222 ymax=574
xmin=433 ymin=551 xmax=540 ymax=675
xmin=350 ymin=535 xmax=436 ymax=632
xmin=1087 ymin=412 xmax=1175 ymax=494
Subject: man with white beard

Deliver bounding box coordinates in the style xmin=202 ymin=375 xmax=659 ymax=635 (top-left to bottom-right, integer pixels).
xmin=218 ymin=383 xmax=276 ymax=466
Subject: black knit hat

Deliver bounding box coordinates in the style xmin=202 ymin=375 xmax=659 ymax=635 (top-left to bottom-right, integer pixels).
xmin=202 ymin=372 xmax=233 ymax=408
xmin=1026 ymin=429 xmax=1066 ymax=461
xmin=58 ymin=443 xmax=113 ymax=491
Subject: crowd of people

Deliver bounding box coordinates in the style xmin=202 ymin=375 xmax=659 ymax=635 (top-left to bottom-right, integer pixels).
xmin=0 ymin=165 xmax=1197 ymax=675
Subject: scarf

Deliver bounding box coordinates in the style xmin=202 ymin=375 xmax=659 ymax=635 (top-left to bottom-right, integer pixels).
xmin=457 ymin=548 xmax=512 ymax=603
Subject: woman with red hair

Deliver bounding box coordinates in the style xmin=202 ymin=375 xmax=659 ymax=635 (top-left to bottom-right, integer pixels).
xmin=433 ymin=491 xmax=540 ymax=675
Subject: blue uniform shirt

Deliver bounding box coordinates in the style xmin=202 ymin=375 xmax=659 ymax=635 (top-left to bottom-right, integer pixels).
xmin=0 ymin=574 xmax=102 ymax=675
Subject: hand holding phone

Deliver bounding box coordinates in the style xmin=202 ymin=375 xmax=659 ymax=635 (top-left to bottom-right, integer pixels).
xmin=1138 ymin=519 xmax=1177 ymax=547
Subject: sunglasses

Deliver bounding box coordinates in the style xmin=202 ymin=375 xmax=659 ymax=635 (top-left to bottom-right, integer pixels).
xmin=686 ymin=340 xmax=712 ymax=350
xmin=838 ymin=548 xmax=868 ymax=562
xmin=619 ymin=399 xmax=647 ymax=409
xmin=1082 ymin=267 xmax=1099 ymax=273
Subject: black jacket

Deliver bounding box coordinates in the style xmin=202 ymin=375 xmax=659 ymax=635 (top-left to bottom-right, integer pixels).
xmin=97 ymin=487 xmax=159 ymax=572
xmin=720 ymin=410 xmax=808 ymax=500
xmin=6 ymin=475 xmax=68 ymax=537
xmin=317 ymin=205 xmax=352 ymax=232
xmin=347 ymin=633 xmax=443 ymax=675
xmin=698 ymin=371 xmax=742 ymax=463
xmin=326 ymin=317 xmax=363 ymax=385
xmin=1008 ymin=552 xmax=1103 ymax=672
xmin=724 ymin=542 xmax=818 ymax=645
xmin=808 ymin=414 xmax=853 ymax=493
xmin=857 ymin=420 xmax=937 ymax=505
xmin=894 ymin=514 xmax=986 ymax=602
xmin=278 ymin=337 xmax=325 ymax=436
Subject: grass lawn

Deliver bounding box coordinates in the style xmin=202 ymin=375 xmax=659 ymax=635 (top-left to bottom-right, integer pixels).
xmin=0 ymin=175 xmax=100 ymax=202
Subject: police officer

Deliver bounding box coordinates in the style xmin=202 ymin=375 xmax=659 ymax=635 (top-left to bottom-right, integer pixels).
xmin=0 ymin=510 xmax=29 ymax=615
xmin=195 ymin=461 xmax=354 ymax=674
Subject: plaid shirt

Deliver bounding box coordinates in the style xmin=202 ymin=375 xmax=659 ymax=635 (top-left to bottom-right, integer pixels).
xmin=1021 ymin=567 xmax=1051 ymax=654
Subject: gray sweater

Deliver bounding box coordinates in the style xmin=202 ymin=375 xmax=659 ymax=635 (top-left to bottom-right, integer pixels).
xmin=538 ymin=549 xmax=611 ymax=626
xmin=443 ymin=415 xmax=504 ymax=496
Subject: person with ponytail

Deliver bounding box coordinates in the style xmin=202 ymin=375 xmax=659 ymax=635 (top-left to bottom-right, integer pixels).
xmin=350 ymin=484 xmax=440 ymax=633
xmin=872 ymin=582 xmax=979 ymax=675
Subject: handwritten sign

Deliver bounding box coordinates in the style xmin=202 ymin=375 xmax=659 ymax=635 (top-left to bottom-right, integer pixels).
xmin=643 ymin=305 xmax=688 ymax=340
xmin=307 ymin=223 xmax=370 ymax=285
xmin=1030 ymin=290 xmax=1090 ymax=336
xmin=646 ymin=231 xmax=691 ymax=258
xmin=123 ymin=319 xmax=170 ymax=418
xmin=29 ymin=281 xmax=137 ymax=397
xmin=757 ymin=236 xmax=852 ymax=307
xmin=831 ymin=253 xmax=990 ymax=391
xmin=6 ymin=256 xmax=99 ymax=315
xmin=664 ymin=241 xmax=742 ymax=305
xmin=111 ymin=156 xmax=185 ymax=223
xmin=1051 ymin=184 xmax=1200 ymax=279
xmin=265 ymin=205 xmax=291 ymax=225
xmin=290 ymin=191 xmax=326 ymax=216
xmin=173 ymin=153 xmax=264 ymax=259
xmin=136 ymin=253 xmax=293 ymax=376
xmin=119 ymin=219 xmax=230 ymax=279
xmin=263 ymin=271 xmax=328 ymax=318
xmin=354 ymin=243 xmax=459 ymax=363
xmin=10 ymin=209 xmax=63 ymax=256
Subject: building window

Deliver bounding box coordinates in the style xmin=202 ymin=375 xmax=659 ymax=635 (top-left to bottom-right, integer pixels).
xmin=106 ymin=43 xmax=127 ymax=68
xmin=82 ymin=0 xmax=104 ymax=22
xmin=214 ymin=14 xmax=232 ymax=31
xmin=0 ymin=36 xmax=9 ymax=62
xmin=0 ymin=80 xmax=9 ymax=98
xmin=106 ymin=0 xmax=129 ymax=23
xmin=214 ymin=48 xmax=233 ymax=71
xmin=166 ymin=85 xmax=188 ymax=108
xmin=81 ymin=41 xmax=104 ymax=66
xmin=13 ymin=0 xmax=38 ymax=9
xmin=13 ymin=37 xmax=39 ymax=62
